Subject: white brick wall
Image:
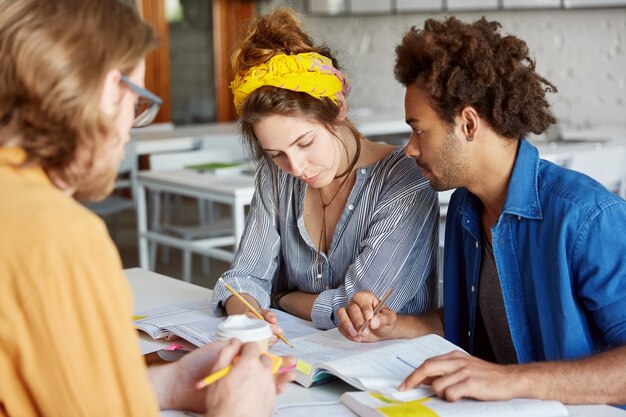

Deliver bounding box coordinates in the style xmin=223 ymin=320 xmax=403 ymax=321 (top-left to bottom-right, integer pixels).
xmin=291 ymin=8 xmax=626 ymax=131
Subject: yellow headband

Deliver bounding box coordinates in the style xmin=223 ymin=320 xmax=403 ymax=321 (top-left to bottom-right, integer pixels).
xmin=230 ymin=52 xmax=350 ymax=115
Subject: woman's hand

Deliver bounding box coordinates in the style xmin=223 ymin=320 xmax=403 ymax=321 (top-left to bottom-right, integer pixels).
xmin=245 ymin=309 xmax=285 ymax=347
xmin=337 ymin=291 xmax=398 ymax=342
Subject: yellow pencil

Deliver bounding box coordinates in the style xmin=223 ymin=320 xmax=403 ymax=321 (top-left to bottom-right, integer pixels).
xmin=358 ymin=287 xmax=394 ymax=335
xmin=220 ymin=278 xmax=293 ymax=348
xmin=196 ymin=364 xmax=233 ymax=389
xmin=195 ymin=352 xmax=287 ymax=390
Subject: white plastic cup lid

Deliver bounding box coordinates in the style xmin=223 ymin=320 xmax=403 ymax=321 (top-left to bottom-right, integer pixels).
xmin=215 ymin=314 xmax=272 ymax=343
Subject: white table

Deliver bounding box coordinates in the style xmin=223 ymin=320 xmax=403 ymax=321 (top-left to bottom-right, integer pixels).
xmin=125 ymin=268 xmax=626 ymax=417
xmin=131 ymin=115 xmax=413 ymax=158
xmin=135 ymin=170 xmax=255 ymax=270
xmin=350 ymin=109 xmax=411 ymax=138
xmin=132 ymin=122 xmax=240 ymax=156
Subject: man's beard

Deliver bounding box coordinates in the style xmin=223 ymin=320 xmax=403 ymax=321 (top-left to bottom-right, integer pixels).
xmin=74 ymin=163 xmax=119 ymax=202
xmin=419 ymin=131 xmax=466 ymax=192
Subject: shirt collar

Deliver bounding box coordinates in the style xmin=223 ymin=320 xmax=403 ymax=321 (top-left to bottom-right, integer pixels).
xmin=501 ymin=139 xmax=543 ymax=220
xmin=0 ymin=146 xmax=28 ymax=165
xmin=457 ymin=138 xmax=543 ymax=234
xmin=0 ymin=146 xmax=51 ymax=185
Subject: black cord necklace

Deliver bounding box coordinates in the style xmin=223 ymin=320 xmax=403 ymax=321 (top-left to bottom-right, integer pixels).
xmin=315 ymin=134 xmax=362 ymax=279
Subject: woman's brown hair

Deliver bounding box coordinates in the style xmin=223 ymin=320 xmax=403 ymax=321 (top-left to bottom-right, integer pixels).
xmin=0 ymin=0 xmax=157 ymax=188
xmin=395 ymin=17 xmax=557 ymax=139
xmin=231 ymin=7 xmax=361 ymax=208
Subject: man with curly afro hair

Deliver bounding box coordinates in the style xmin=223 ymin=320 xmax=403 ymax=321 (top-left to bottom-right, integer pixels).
xmin=338 ymin=16 xmax=626 ymax=407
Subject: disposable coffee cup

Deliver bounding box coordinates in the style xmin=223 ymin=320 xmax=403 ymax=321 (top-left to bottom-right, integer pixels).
xmin=215 ymin=314 xmax=273 ymax=352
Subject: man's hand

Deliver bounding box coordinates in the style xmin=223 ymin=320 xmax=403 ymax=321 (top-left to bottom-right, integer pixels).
xmin=149 ymin=339 xmax=295 ymax=415
xmin=337 ymin=291 xmax=398 ymax=342
xmin=203 ymin=340 xmax=293 ymax=417
xmin=398 ymin=351 xmax=525 ymax=402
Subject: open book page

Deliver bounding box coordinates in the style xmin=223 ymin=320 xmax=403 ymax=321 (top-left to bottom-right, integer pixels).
xmin=271 ymin=330 xmax=463 ymax=394
xmin=323 ymin=334 xmax=462 ymax=395
xmin=272 ymin=402 xmax=357 ymax=417
xmin=165 ymin=319 xmax=222 ymax=346
xmin=341 ymin=391 xmax=569 ymax=417
xmin=272 ymin=308 xmax=321 ymax=339
xmin=271 ymin=328 xmax=401 ymax=364
xmin=134 ymin=300 xmax=321 ymax=346
xmin=134 ymin=300 xmax=219 ymax=341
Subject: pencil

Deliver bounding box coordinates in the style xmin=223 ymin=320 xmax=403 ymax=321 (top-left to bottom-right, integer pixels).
xmin=220 ymin=278 xmax=293 ymax=348
xmin=195 ymin=363 xmax=233 ymax=389
xmin=358 ymin=287 xmax=394 ymax=335
xmin=195 ymin=352 xmax=290 ymax=390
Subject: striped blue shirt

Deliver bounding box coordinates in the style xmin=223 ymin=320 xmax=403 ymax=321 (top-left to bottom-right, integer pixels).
xmin=211 ymin=146 xmax=439 ymax=329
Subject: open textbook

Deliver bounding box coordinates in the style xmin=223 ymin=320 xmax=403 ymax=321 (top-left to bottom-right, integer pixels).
xmin=134 ymin=300 xmax=320 ymax=346
xmin=137 ymin=301 xmax=464 ymax=398
xmin=340 ymin=391 xmax=569 ymax=417
xmin=271 ymin=329 xmax=463 ymax=396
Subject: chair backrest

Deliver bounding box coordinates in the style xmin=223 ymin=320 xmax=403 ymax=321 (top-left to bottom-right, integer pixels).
xmin=437 ymin=189 xmax=455 ymax=219
xmin=568 ymin=146 xmax=626 ymax=196
xmin=149 ymin=149 xmax=235 ymax=171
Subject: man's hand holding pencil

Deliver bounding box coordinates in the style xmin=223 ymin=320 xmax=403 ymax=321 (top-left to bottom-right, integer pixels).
xmin=337 ymin=289 xmax=398 ymax=343
xmin=200 ymin=339 xmax=296 ymax=417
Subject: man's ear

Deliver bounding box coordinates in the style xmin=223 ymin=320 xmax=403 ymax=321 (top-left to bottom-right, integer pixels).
xmin=459 ymin=106 xmax=480 ymax=141
xmin=100 ymin=69 xmax=123 ymax=116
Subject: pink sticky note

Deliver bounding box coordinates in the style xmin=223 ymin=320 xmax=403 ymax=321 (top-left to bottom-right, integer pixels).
xmin=164 ymin=343 xmax=184 ymax=351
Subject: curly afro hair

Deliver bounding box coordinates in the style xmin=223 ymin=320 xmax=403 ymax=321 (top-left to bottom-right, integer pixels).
xmin=395 ymin=17 xmax=557 ymax=139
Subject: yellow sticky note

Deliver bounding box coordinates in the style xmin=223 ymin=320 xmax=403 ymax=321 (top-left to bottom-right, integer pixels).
xmin=370 ymin=393 xmax=401 ymax=405
xmin=378 ymin=397 xmax=438 ymax=417
xmin=133 ymin=315 xmax=147 ymax=321
xmin=295 ymin=359 xmax=312 ymax=375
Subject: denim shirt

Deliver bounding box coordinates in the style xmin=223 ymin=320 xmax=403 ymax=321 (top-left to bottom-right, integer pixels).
xmin=444 ymin=139 xmax=626 ymax=364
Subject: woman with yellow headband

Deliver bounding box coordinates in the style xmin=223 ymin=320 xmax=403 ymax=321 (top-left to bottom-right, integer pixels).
xmin=211 ymin=7 xmax=439 ymax=335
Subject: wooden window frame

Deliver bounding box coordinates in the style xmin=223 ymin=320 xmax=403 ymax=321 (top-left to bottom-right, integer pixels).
xmin=139 ymin=0 xmax=255 ymax=123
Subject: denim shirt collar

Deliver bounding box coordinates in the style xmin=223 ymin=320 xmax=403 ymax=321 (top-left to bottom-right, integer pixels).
xmin=457 ymin=139 xmax=543 ymax=240
xmin=501 ymin=139 xmax=543 ymax=220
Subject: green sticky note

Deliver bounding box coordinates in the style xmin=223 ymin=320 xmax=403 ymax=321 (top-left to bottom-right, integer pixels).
xmin=133 ymin=315 xmax=147 ymax=321
xmin=185 ymin=162 xmax=244 ymax=170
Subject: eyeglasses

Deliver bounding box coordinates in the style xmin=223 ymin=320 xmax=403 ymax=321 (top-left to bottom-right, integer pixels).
xmin=120 ymin=75 xmax=163 ymax=128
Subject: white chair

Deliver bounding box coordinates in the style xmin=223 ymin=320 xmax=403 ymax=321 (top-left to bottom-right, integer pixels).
xmin=436 ymin=189 xmax=455 ymax=308
xmin=83 ymin=140 xmax=138 ymax=242
xmin=148 ymin=149 xmax=237 ymax=282
xmin=568 ymin=146 xmax=626 ymax=198
xmin=437 ymin=189 xmax=455 ymax=219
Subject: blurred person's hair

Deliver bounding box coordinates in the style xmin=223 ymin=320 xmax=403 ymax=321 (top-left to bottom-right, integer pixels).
xmin=395 ymin=17 xmax=557 ymax=139
xmin=0 ymin=0 xmax=157 ymax=188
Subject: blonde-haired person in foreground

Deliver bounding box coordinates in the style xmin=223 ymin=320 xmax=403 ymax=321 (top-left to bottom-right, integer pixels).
xmin=0 ymin=1 xmax=293 ymax=416
xmin=210 ymin=7 xmax=440 ymax=336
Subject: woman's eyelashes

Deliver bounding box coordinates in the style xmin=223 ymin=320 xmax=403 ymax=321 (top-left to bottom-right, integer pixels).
xmin=268 ymin=137 xmax=315 ymax=159
xmin=299 ymin=139 xmax=314 ymax=149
